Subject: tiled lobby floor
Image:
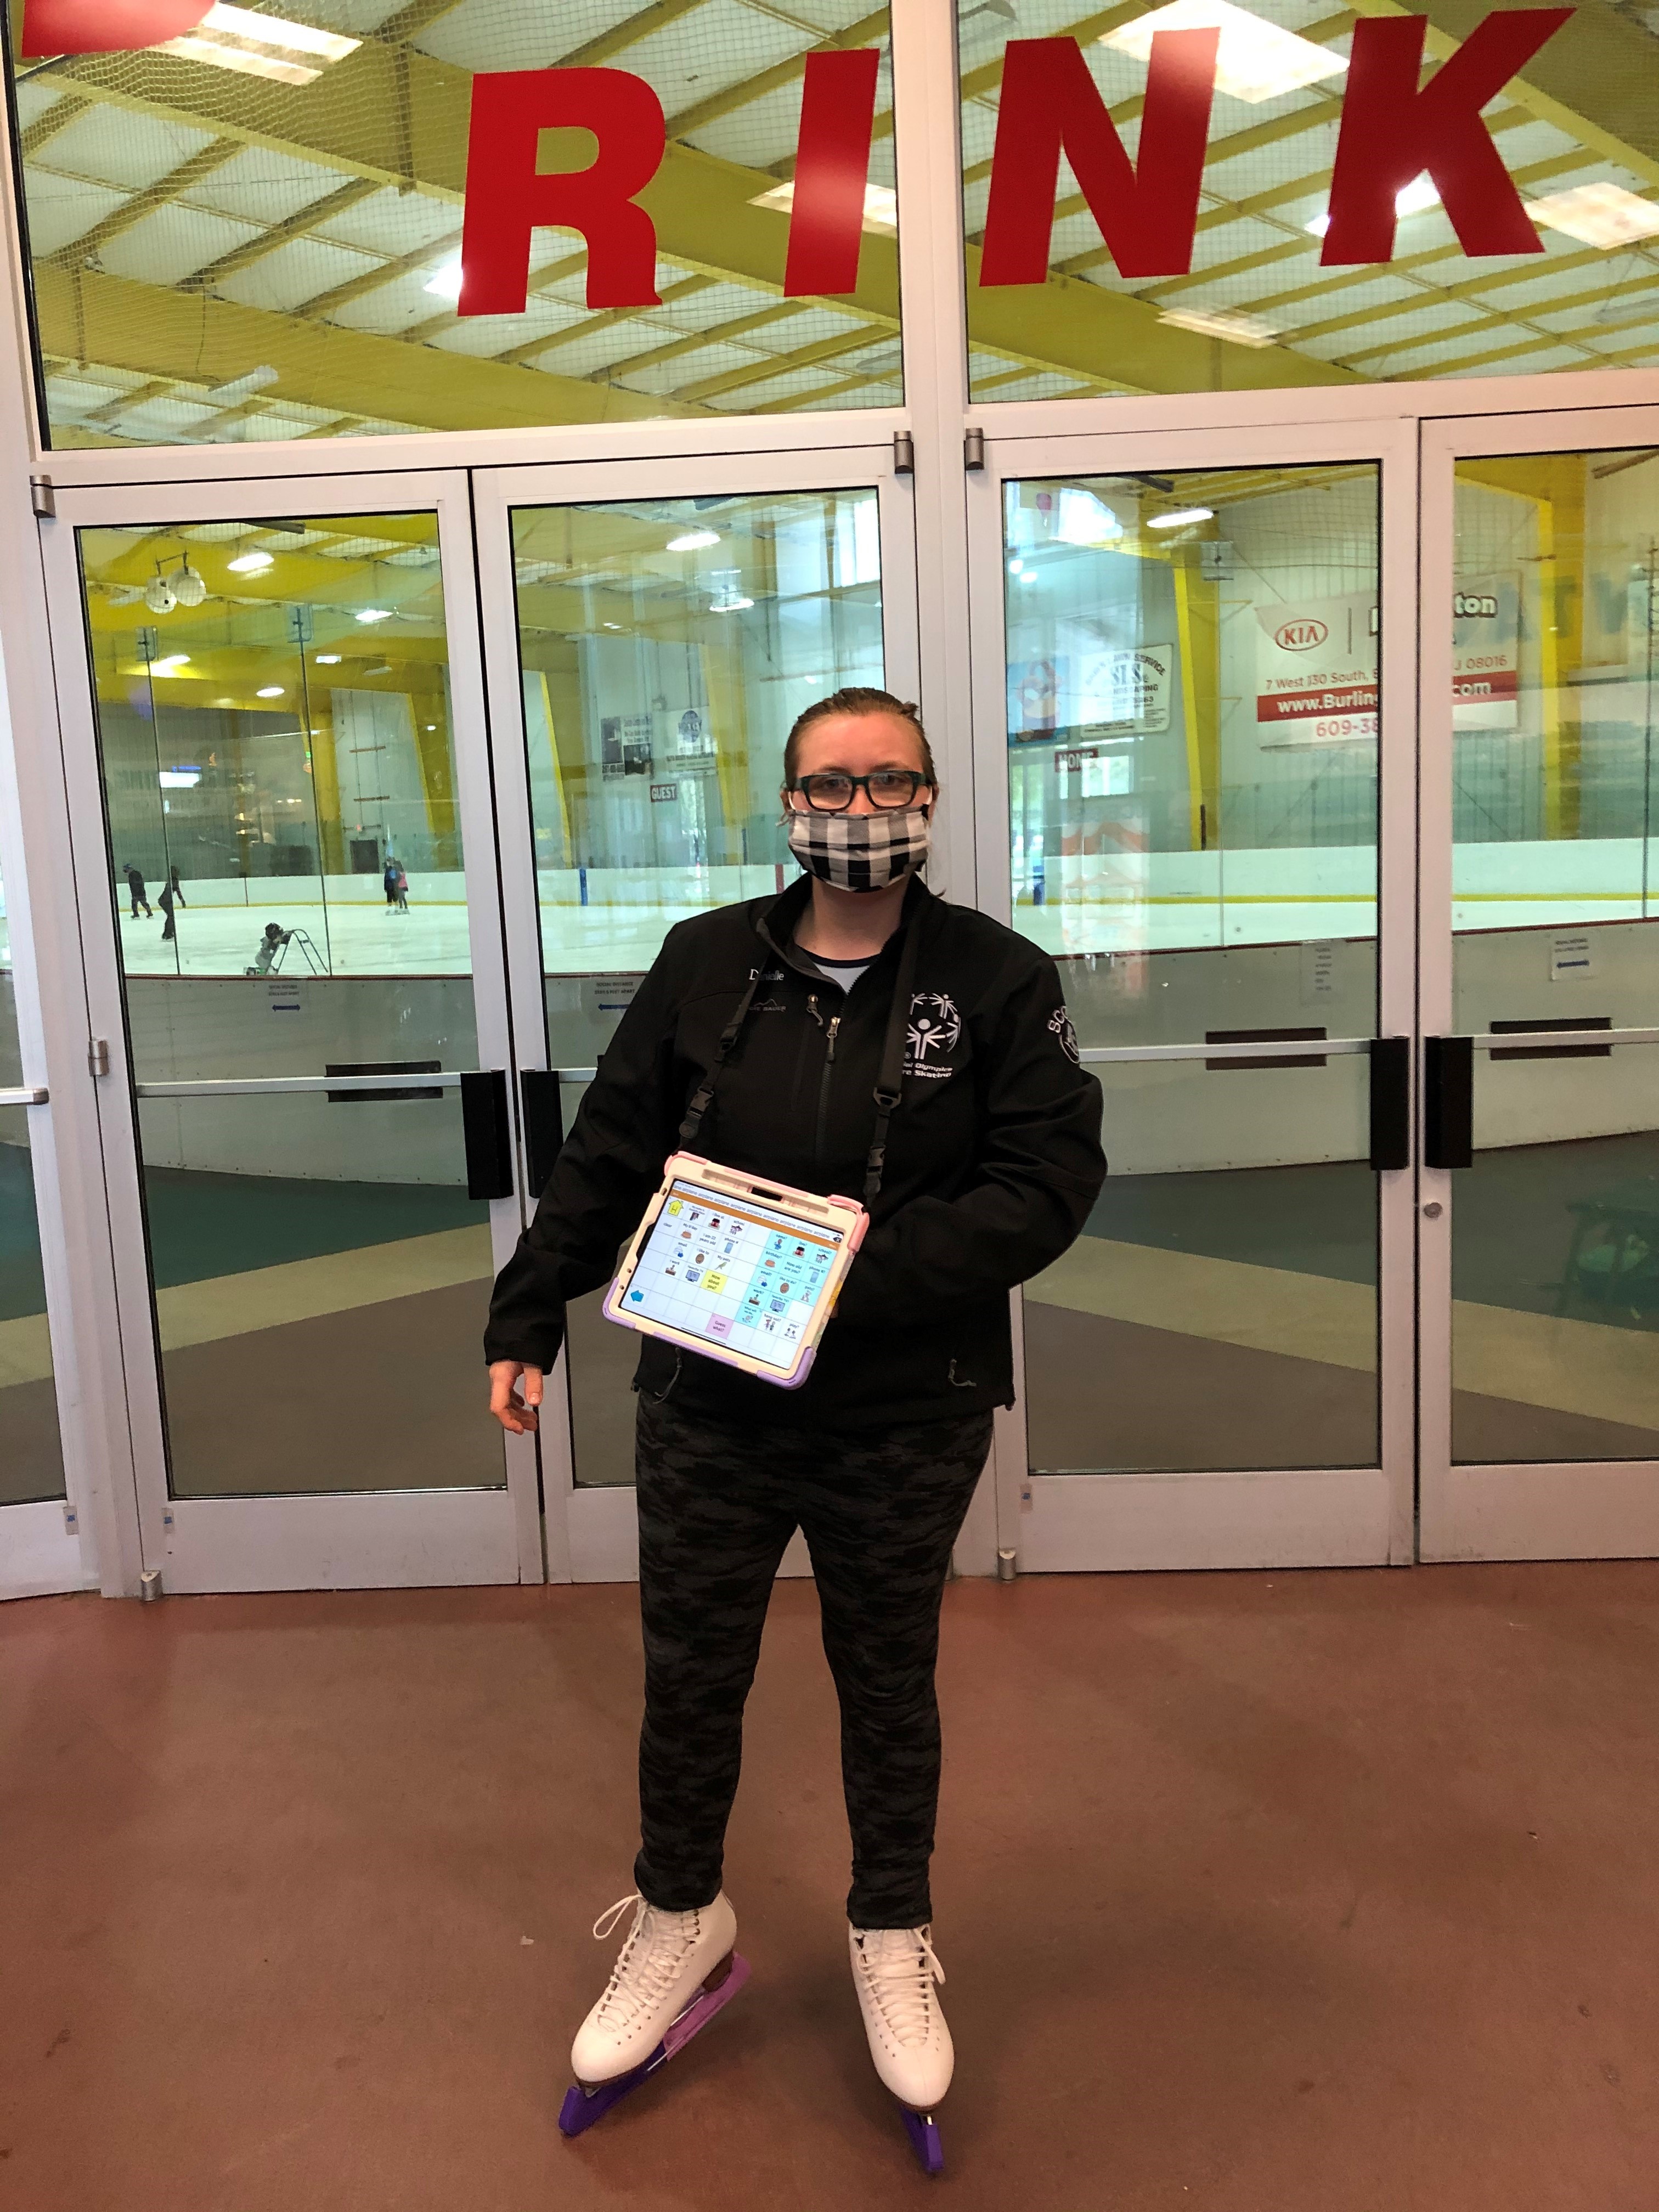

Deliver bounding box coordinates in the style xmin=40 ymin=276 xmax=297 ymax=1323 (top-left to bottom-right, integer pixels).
xmin=4 ymin=1562 xmax=1658 ymax=2211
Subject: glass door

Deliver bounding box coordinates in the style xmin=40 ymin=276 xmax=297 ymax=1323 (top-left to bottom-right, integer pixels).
xmin=1421 ymin=411 xmax=1659 ymax=1561
xmin=44 ymin=472 xmax=539 ymax=1593
xmin=475 ymin=446 xmax=918 ymax=1581
xmin=967 ymin=424 xmax=1418 ymax=1572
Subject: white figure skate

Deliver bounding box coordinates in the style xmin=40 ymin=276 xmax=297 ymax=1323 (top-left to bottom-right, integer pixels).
xmin=558 ymin=1891 xmax=747 ymax=2137
xmin=849 ymin=1923 xmax=953 ymax=2173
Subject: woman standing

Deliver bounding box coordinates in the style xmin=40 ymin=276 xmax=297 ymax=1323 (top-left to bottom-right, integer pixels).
xmin=485 ymin=687 xmax=1104 ymax=2137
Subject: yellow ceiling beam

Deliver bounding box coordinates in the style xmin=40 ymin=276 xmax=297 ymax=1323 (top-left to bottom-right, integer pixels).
xmin=674 ymin=323 xmax=882 ymax=402
xmin=558 ymin=0 xmax=714 ymax=69
xmin=32 ymin=262 xmax=703 ymax=430
xmin=46 ymin=139 xmax=240 ymax=268
xmin=1352 ymin=0 xmax=1659 ymax=192
xmin=182 ymin=177 xmax=384 ymax=293
xmin=596 ymin=300 xmax=806 ymax=382
xmin=19 ymin=93 xmax=90 ymax=157
xmin=665 ymin=7 xmax=889 ymax=143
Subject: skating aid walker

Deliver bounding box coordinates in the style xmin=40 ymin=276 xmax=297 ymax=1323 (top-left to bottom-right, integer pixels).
xmin=557 ymin=1951 xmax=752 ymax=2137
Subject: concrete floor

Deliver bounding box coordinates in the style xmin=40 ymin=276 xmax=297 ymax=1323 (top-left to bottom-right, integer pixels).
xmin=4 ymin=1563 xmax=1658 ymax=2211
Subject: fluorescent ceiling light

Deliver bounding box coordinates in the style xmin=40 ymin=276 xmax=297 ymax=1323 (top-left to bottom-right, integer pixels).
xmin=424 ymin=258 xmax=464 ymax=302
xmin=149 ymin=653 xmax=191 ymax=675
xmin=205 ymin=364 xmax=278 ymax=404
xmin=356 ymin=607 xmax=393 ymax=624
xmin=1102 ymin=0 xmax=1345 ymax=105
xmin=1148 ymin=506 xmax=1215 ymax=529
xmin=1159 ymin=304 xmax=1279 ymax=348
xmin=1007 ymin=557 xmax=1024 ymax=573
xmin=1306 ymin=177 xmax=1440 ymax=236
xmin=710 ymin=596 xmax=754 ymax=613
xmin=158 ymin=768 xmax=201 ymax=788
xmin=667 ymin=529 xmax=721 ymax=552
xmin=225 ymin=549 xmax=274 ymax=574
xmin=160 ymin=4 xmax=360 ymax=86
xmin=256 ymin=685 xmax=285 ymax=698
xmin=749 ymin=179 xmax=898 ymax=236
xmin=315 ymin=653 xmax=342 ymax=664
xmin=1528 ymin=182 xmax=1659 ymax=249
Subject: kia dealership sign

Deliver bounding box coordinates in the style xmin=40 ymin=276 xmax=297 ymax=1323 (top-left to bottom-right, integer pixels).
xmin=21 ymin=4 xmax=1574 ymax=312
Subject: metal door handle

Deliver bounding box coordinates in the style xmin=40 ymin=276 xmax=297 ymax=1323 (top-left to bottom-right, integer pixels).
xmin=460 ymin=1069 xmax=514 ymax=1201
xmin=520 ymin=1068 xmax=565 ymax=1203
xmin=1368 ymin=1036 xmax=1410 ymax=1170
xmin=1424 ymin=1035 xmax=1474 ymax=1170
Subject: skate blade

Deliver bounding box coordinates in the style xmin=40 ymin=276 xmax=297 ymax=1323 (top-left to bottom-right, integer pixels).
xmin=558 ymin=1952 xmax=751 ymax=2138
xmin=900 ymin=2107 xmax=945 ymax=2176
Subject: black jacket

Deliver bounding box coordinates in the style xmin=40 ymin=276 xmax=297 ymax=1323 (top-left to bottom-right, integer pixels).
xmin=483 ymin=874 xmax=1107 ymax=1430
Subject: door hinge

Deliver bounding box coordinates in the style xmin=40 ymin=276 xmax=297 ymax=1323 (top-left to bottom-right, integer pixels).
xmin=88 ymin=1036 xmax=110 ymax=1077
xmin=893 ymin=430 xmax=914 ymax=476
xmin=30 ymin=473 xmax=55 ymax=519
xmin=964 ymin=427 xmax=985 ymax=471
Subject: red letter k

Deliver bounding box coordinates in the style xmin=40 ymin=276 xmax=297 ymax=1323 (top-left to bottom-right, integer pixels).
xmin=1322 ymin=9 xmax=1571 ymax=264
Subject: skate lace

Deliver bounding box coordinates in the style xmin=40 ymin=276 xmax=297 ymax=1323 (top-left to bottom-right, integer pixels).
xmin=590 ymin=1893 xmax=703 ymax=2030
xmin=854 ymin=1926 xmax=945 ymax=2047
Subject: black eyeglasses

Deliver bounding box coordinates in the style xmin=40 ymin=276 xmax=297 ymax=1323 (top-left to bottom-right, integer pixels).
xmin=791 ymin=770 xmax=929 ymax=813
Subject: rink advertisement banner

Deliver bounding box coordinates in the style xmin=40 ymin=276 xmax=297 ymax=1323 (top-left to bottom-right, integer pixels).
xmin=1255 ymin=593 xmax=1379 ymax=746
xmin=1009 ymin=647 xmax=1174 ymax=740
xmin=1451 ymin=577 xmax=1521 ymax=730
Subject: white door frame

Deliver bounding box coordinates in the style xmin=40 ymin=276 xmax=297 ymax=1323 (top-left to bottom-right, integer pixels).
xmin=40 ymin=467 xmax=542 ymax=1593
xmin=472 ymin=439 xmax=939 ymax=1581
xmin=963 ymin=417 xmax=1420 ymax=1572
xmin=1420 ymin=404 xmax=1659 ymax=1562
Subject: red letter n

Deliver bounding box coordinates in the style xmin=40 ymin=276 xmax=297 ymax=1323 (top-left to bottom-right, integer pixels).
xmin=458 ymin=69 xmax=667 ymax=315
xmin=979 ymin=32 xmax=1218 ymax=286
xmin=784 ymin=48 xmax=882 ymax=298
xmin=1322 ymin=9 xmax=1570 ymax=264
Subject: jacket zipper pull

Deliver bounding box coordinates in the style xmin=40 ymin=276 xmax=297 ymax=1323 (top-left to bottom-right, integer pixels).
xmin=826 ymin=1014 xmax=840 ymax=1062
xmin=808 ymin=992 xmax=824 ymax=1030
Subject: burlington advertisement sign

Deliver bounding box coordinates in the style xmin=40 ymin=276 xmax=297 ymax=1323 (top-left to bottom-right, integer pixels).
xmin=21 ymin=3 xmax=1577 ymax=311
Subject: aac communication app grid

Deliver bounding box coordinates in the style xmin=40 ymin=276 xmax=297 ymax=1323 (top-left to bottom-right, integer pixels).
xmin=625 ymin=1181 xmax=843 ymax=1370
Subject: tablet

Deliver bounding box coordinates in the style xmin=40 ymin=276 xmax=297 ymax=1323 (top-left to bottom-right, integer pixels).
xmin=603 ymin=1152 xmax=868 ymax=1389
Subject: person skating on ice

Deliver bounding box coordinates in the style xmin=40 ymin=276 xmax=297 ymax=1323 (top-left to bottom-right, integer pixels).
xmin=122 ymin=863 xmax=151 ymax=919
xmin=484 ymin=688 xmax=1105 ymax=2158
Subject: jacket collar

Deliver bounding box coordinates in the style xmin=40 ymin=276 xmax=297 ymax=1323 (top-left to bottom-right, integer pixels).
xmin=755 ymin=870 xmax=934 ymax=977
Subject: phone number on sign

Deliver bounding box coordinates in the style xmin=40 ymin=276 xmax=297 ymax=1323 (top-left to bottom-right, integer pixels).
xmin=1310 ymin=714 xmax=1378 ymax=741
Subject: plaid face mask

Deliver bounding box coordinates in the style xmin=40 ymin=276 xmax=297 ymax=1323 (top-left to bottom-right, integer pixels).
xmin=785 ymin=805 xmax=932 ymax=892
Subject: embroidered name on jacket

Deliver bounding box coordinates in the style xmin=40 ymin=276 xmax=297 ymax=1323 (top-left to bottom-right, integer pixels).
xmin=905 ymin=991 xmax=963 ymax=1080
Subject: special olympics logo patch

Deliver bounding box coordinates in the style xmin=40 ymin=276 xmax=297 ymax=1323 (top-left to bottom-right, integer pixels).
xmin=907 ymin=991 xmax=962 ymax=1068
xmin=1049 ymin=1005 xmax=1080 ymax=1063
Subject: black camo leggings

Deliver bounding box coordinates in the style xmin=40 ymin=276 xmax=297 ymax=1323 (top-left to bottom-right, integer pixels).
xmin=632 ymin=1388 xmax=994 ymax=1929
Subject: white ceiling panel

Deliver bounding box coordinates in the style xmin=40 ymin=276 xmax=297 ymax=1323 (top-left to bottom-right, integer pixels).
xmin=425 ymin=299 xmax=589 ymax=354
xmin=528 ymin=320 xmax=671 ymax=377
xmin=313 ymin=189 xmax=460 ymax=257
xmin=621 ymin=1 xmax=812 ymax=116
xmin=37 ymin=107 xmax=218 ymax=192
xmin=185 ymin=148 xmax=349 ymax=228
xmin=215 ymin=236 xmax=382 ymax=313
xmin=414 ymin=0 xmax=622 ymax=70
xmin=19 ymin=171 xmax=126 ymax=256
xmin=98 ymin=204 xmax=258 ymax=289
xmin=687 ymin=90 xmax=809 ymax=173
xmin=617 ymin=338 xmax=778 ymax=397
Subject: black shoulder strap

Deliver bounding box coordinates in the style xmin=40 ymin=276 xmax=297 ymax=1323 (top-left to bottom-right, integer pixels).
xmin=864 ymin=902 xmax=924 ymax=1205
xmin=677 ymin=967 xmax=764 ymax=1149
